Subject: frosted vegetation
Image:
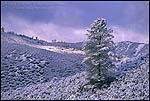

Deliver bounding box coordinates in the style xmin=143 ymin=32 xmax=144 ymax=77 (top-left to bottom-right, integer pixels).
xmin=1 ymin=61 xmax=149 ymax=100
xmin=1 ymin=18 xmax=149 ymax=100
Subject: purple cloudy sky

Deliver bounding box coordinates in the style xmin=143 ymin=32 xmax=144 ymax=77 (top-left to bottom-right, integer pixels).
xmin=1 ymin=1 xmax=149 ymax=43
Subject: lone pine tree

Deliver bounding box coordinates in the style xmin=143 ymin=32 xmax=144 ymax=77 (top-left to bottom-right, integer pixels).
xmin=82 ymin=18 xmax=116 ymax=88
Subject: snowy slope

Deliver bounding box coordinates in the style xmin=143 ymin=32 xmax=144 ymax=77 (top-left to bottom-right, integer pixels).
xmin=1 ymin=32 xmax=87 ymax=92
xmin=114 ymin=41 xmax=149 ymax=76
xmin=1 ymin=31 xmax=149 ymax=100
xmin=1 ymin=61 xmax=149 ymax=100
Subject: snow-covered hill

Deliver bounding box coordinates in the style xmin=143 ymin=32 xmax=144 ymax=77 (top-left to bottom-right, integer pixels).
xmin=114 ymin=41 xmax=149 ymax=76
xmin=1 ymin=31 xmax=149 ymax=100
xmin=1 ymin=32 xmax=86 ymax=92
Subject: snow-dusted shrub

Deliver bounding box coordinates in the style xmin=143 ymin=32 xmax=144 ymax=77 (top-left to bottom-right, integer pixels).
xmin=82 ymin=18 xmax=116 ymax=89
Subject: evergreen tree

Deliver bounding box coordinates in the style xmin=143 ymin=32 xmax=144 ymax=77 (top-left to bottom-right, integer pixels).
xmin=82 ymin=18 xmax=116 ymax=88
xmin=1 ymin=27 xmax=5 ymax=32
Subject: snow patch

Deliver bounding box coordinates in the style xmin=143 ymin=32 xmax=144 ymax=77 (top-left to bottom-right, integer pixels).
xmin=19 ymin=54 xmax=26 ymax=61
xmin=6 ymin=54 xmax=12 ymax=58
xmin=30 ymin=44 xmax=84 ymax=54
xmin=134 ymin=44 xmax=145 ymax=56
xmin=120 ymin=57 xmax=130 ymax=64
xmin=125 ymin=42 xmax=132 ymax=53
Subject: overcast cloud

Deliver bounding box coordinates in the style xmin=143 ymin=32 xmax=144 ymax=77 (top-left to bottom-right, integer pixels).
xmin=1 ymin=1 xmax=149 ymax=43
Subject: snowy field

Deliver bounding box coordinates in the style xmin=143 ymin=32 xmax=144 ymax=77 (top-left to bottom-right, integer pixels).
xmin=1 ymin=32 xmax=149 ymax=100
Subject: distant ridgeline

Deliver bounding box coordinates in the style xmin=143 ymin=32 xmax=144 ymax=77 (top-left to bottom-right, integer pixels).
xmin=1 ymin=29 xmax=84 ymax=50
xmin=1 ymin=28 xmax=50 ymax=45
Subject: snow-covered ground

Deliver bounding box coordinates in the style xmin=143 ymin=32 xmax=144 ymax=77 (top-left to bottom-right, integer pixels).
xmin=30 ymin=45 xmax=85 ymax=54
xmin=1 ymin=32 xmax=149 ymax=100
xmin=1 ymin=61 xmax=149 ymax=100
